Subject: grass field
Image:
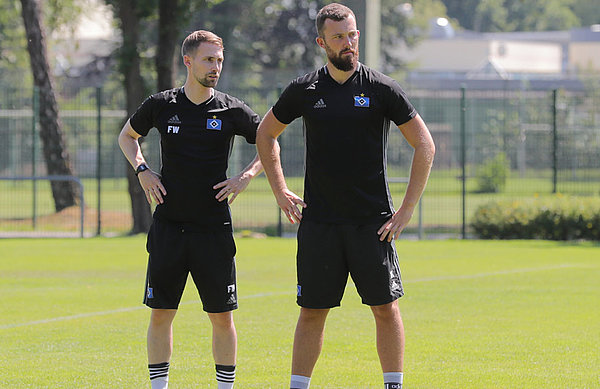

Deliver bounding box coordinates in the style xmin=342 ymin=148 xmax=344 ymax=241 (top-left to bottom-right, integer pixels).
xmin=1 ymin=238 xmax=599 ymax=388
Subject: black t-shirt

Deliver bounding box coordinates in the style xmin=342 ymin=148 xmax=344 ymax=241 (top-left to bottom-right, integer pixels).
xmin=272 ymin=63 xmax=417 ymax=224
xmin=130 ymin=87 xmax=259 ymax=230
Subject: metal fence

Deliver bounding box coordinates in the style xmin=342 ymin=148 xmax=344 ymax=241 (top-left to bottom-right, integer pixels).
xmin=1 ymin=82 xmax=598 ymax=238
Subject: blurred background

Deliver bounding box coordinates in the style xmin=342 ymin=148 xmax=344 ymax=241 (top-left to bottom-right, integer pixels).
xmin=1 ymin=0 xmax=599 ymax=238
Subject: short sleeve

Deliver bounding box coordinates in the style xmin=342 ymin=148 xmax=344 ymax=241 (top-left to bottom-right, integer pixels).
xmin=129 ymin=96 xmax=157 ymax=137
xmin=234 ymin=103 xmax=261 ymax=144
xmin=272 ymin=81 xmax=302 ymax=125
xmin=383 ymin=80 xmax=417 ymax=126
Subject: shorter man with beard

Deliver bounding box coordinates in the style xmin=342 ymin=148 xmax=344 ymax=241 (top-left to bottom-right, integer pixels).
xmin=119 ymin=30 xmax=263 ymax=389
xmin=256 ymin=3 xmax=435 ymax=389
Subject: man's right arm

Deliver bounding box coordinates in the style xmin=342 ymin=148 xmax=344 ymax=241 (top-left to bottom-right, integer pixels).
xmin=256 ymin=108 xmax=306 ymax=224
xmin=118 ymin=119 xmax=166 ymax=204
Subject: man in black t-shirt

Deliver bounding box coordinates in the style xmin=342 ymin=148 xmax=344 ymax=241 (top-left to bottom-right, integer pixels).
xmin=256 ymin=4 xmax=435 ymax=389
xmin=119 ymin=30 xmax=262 ymax=389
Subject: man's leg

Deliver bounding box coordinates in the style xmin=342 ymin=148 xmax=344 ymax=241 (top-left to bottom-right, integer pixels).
xmin=208 ymin=311 xmax=237 ymax=389
xmin=371 ymin=301 xmax=404 ymax=388
xmin=147 ymin=309 xmax=177 ymax=389
xmin=290 ymin=308 xmax=330 ymax=388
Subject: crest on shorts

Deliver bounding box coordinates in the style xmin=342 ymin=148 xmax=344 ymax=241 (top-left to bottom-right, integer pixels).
xmin=147 ymin=287 xmax=154 ymax=299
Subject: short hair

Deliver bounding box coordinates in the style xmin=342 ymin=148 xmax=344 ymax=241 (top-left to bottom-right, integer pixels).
xmin=181 ymin=30 xmax=223 ymax=57
xmin=316 ymin=3 xmax=356 ymax=37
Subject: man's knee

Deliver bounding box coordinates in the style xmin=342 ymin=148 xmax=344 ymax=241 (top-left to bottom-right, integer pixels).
xmin=150 ymin=309 xmax=177 ymax=328
xmin=298 ymin=308 xmax=329 ymax=325
xmin=208 ymin=311 xmax=235 ymax=329
xmin=371 ymin=301 xmax=401 ymax=321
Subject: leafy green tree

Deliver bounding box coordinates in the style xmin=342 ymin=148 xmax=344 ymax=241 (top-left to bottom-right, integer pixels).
xmin=0 ymin=0 xmax=30 ymax=87
xmin=440 ymin=0 xmax=480 ymax=30
xmin=43 ymin=0 xmax=85 ymax=31
xmin=506 ymin=0 xmax=578 ymax=32
xmin=156 ymin=0 xmax=225 ymax=90
xmin=187 ymin=0 xmax=444 ymax=88
xmin=472 ymin=0 xmax=508 ymax=32
xmin=187 ymin=0 xmax=331 ymax=89
xmin=442 ymin=0 xmax=584 ymax=32
xmin=571 ymin=0 xmax=600 ymax=26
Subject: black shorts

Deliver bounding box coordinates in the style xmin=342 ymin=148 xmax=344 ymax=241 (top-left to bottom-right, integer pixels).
xmin=143 ymin=218 xmax=238 ymax=313
xmin=296 ymin=220 xmax=404 ymax=308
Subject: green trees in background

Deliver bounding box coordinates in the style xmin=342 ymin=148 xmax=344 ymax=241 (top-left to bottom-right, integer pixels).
xmin=441 ymin=0 xmax=600 ymax=32
xmin=3 ymin=0 xmax=599 ymax=93
xmin=0 ymin=1 xmax=29 ymax=84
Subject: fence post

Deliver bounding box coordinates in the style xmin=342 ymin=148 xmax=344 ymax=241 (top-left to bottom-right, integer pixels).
xmin=552 ymin=89 xmax=558 ymax=194
xmin=418 ymin=196 xmax=423 ymax=240
xmin=32 ymin=86 xmax=39 ymax=229
xmin=96 ymin=86 xmax=102 ymax=236
xmin=460 ymin=85 xmax=467 ymax=239
xmin=276 ymin=85 xmax=283 ymax=237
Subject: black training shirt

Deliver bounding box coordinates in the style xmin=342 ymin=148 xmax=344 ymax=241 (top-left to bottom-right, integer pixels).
xmin=130 ymin=87 xmax=259 ymax=230
xmin=272 ymin=63 xmax=417 ymax=224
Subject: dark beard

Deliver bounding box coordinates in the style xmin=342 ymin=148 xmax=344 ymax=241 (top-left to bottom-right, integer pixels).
xmin=325 ymin=43 xmax=358 ymax=72
xmin=329 ymin=53 xmax=356 ymax=72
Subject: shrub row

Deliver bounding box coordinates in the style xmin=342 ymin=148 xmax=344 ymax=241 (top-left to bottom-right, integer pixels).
xmin=471 ymin=196 xmax=600 ymax=240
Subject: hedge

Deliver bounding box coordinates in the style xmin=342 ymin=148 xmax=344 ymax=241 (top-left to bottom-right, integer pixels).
xmin=471 ymin=195 xmax=600 ymax=240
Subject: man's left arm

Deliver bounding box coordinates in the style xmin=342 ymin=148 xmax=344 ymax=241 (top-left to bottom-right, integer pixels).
xmin=378 ymin=114 xmax=435 ymax=242
xmin=213 ymin=154 xmax=263 ymax=204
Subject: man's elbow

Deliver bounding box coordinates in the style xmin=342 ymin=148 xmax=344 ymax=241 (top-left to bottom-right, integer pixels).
xmin=256 ymin=126 xmax=276 ymax=149
xmin=428 ymin=138 xmax=436 ymax=158
xmin=117 ymin=130 xmax=127 ymax=148
xmin=418 ymin=137 xmax=436 ymax=165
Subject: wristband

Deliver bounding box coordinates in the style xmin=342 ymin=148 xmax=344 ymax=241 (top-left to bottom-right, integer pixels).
xmin=135 ymin=163 xmax=149 ymax=176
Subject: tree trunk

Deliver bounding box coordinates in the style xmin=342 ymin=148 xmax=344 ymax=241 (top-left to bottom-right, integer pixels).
xmin=20 ymin=0 xmax=79 ymax=212
xmin=156 ymin=0 xmax=180 ymax=91
xmin=115 ymin=0 xmax=153 ymax=234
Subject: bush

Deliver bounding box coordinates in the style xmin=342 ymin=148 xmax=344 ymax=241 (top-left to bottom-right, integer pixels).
xmin=475 ymin=153 xmax=509 ymax=193
xmin=471 ymin=195 xmax=600 ymax=240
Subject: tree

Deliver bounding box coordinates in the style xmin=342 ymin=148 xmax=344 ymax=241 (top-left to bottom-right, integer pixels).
xmin=187 ymin=0 xmax=444 ymax=87
xmin=0 ymin=1 xmax=30 ymax=87
xmin=156 ymin=0 xmax=182 ymax=90
xmin=571 ymin=0 xmax=600 ymax=27
xmin=156 ymin=0 xmax=214 ymax=89
xmin=107 ymin=0 xmax=155 ymax=234
xmin=441 ymin=0 xmax=583 ymax=32
xmin=506 ymin=0 xmax=578 ymax=32
xmin=19 ymin=0 xmax=80 ymax=212
xmin=472 ymin=0 xmax=508 ymax=32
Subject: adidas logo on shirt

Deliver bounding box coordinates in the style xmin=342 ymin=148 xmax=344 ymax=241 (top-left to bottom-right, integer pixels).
xmin=167 ymin=114 xmax=181 ymax=124
xmin=313 ymin=98 xmax=326 ymax=109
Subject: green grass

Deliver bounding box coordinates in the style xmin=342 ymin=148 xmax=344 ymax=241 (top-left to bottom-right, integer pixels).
xmin=1 ymin=238 xmax=599 ymax=388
